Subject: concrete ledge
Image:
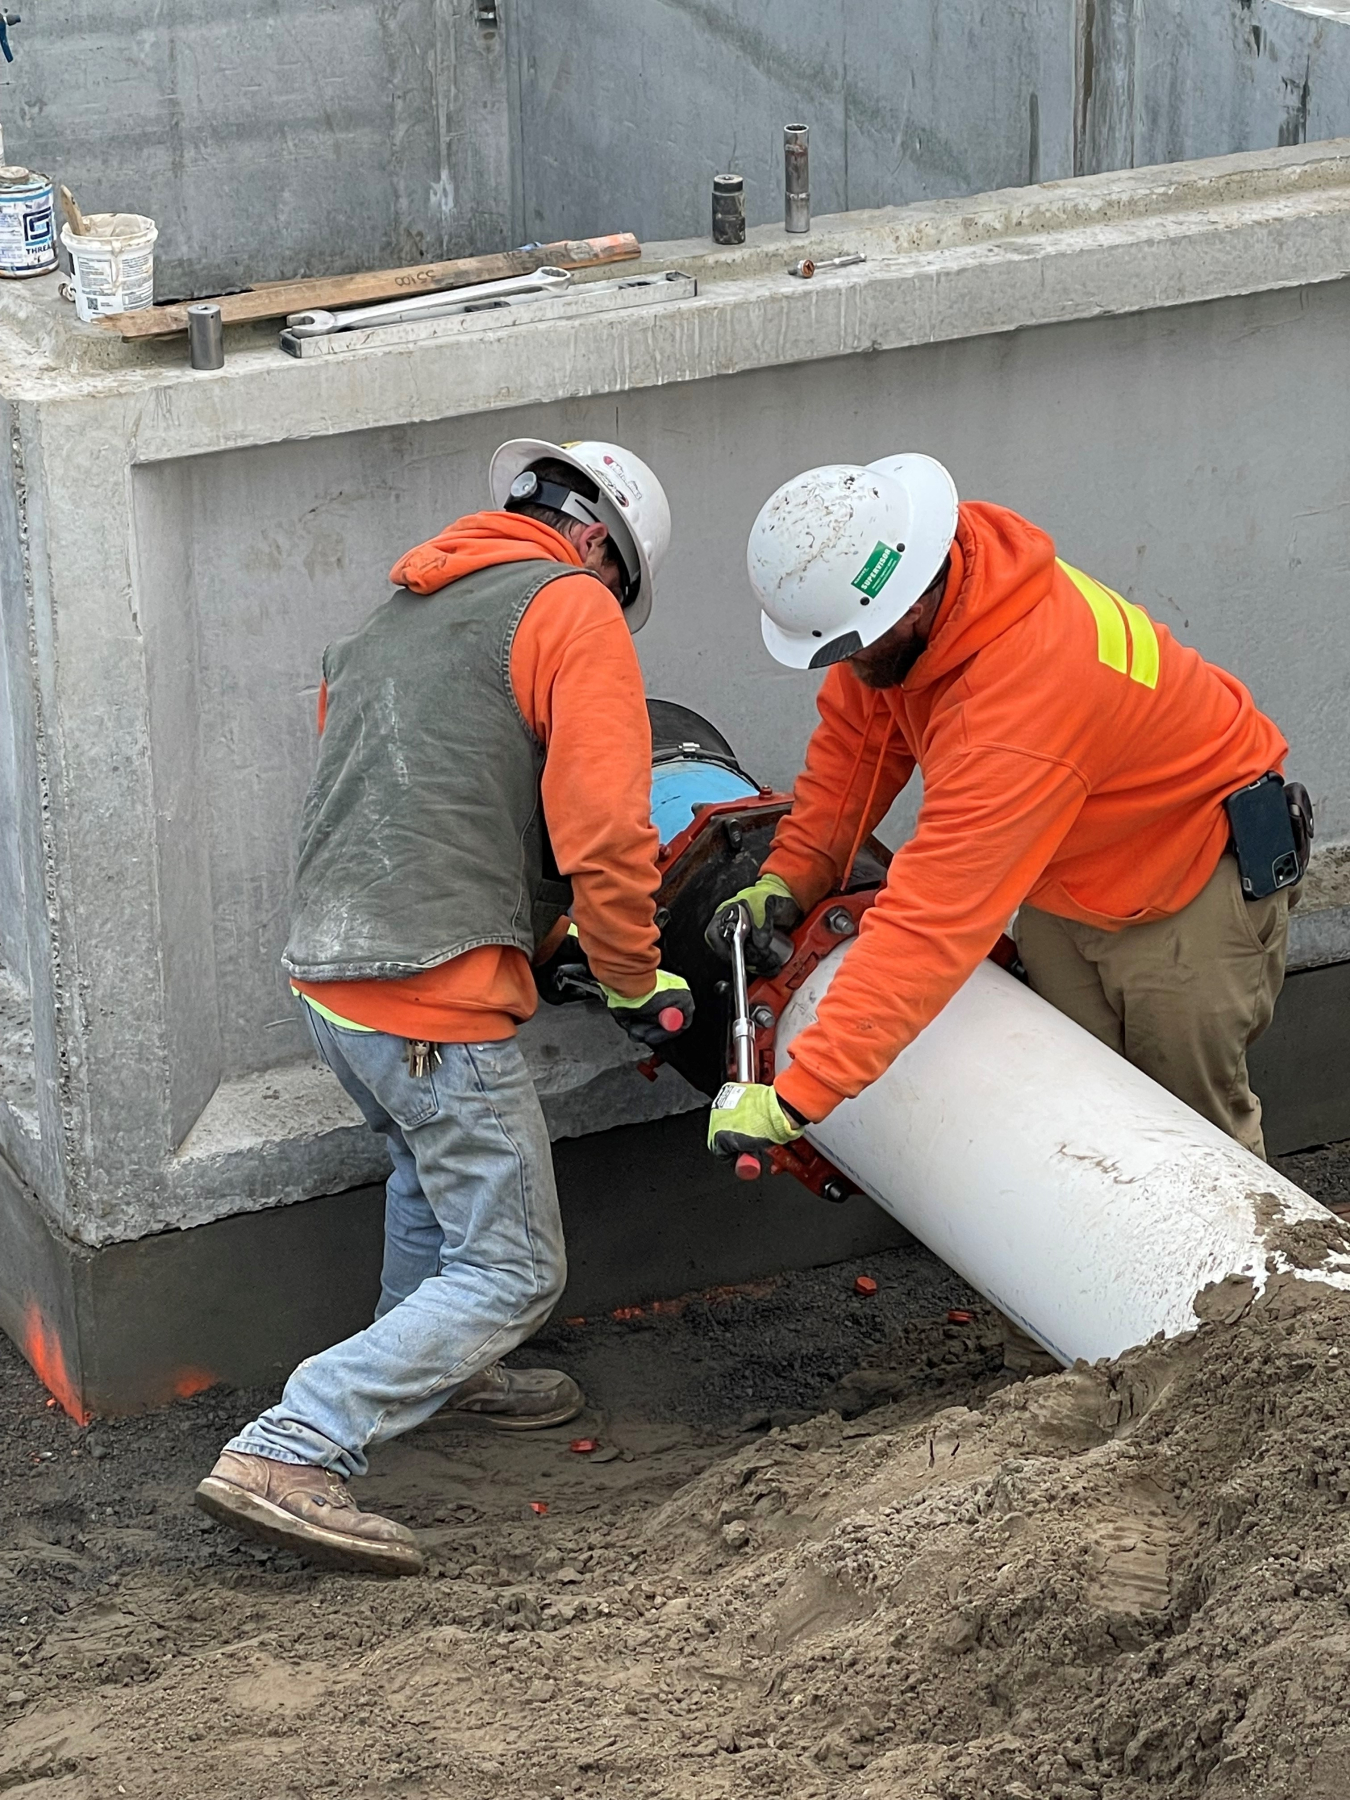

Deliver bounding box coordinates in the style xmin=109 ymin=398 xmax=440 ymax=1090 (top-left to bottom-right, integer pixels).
xmin=118 ymin=1005 xmax=705 ymax=1245
xmin=5 ymin=143 xmax=1350 ymax=463
xmin=1289 ymin=843 xmax=1350 ymax=972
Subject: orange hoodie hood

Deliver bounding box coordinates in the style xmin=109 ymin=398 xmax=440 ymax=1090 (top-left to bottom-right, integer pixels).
xmin=907 ymin=501 xmax=1057 ymax=689
xmin=390 ymin=510 xmax=580 ymax=595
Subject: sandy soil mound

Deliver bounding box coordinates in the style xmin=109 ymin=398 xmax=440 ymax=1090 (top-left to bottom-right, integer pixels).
xmin=4 ymin=1254 xmax=1350 ymax=1797
xmin=655 ymin=1289 xmax=1350 ymax=1798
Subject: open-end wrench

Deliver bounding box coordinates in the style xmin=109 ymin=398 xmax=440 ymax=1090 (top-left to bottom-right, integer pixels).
xmin=727 ymin=906 xmax=763 ymax=1182
xmin=285 ymin=266 xmax=574 ymax=338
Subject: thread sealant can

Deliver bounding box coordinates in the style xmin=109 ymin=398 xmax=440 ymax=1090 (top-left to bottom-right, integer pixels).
xmin=0 ymin=166 xmax=58 ymax=278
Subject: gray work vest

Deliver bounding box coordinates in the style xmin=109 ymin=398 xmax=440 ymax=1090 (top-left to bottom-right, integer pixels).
xmin=283 ymin=558 xmax=587 ymax=982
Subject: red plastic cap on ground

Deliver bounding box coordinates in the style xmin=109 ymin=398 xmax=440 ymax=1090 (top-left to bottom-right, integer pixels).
xmin=947 ymin=1309 xmax=973 ymax=1323
xmin=854 ymin=1275 xmax=879 ymax=1296
xmin=570 ymin=1438 xmax=600 ymax=1454
xmin=735 ymin=1153 xmax=761 ymax=1181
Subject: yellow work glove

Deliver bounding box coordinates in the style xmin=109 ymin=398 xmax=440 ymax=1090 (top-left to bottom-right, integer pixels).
xmin=600 ymin=968 xmax=695 ymax=1047
xmin=707 ymin=1081 xmax=805 ymax=1160
xmin=705 ymin=871 xmax=803 ymax=973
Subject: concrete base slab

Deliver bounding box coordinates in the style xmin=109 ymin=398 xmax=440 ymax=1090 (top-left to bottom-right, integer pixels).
xmin=4 ymin=954 xmax=1345 ymax=1420
xmin=0 ymin=1112 xmax=910 ymax=1418
xmin=1249 ymin=960 xmax=1350 ymax=1157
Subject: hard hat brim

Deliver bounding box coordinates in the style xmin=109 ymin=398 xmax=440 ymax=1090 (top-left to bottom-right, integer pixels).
xmin=489 ymin=437 xmax=652 ymax=632
xmin=758 ymin=454 xmax=959 ymax=671
xmin=760 ymin=610 xmax=829 ymax=670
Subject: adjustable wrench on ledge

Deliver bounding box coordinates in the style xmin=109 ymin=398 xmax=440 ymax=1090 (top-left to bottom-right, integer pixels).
xmin=285 ymin=266 xmax=575 ymax=338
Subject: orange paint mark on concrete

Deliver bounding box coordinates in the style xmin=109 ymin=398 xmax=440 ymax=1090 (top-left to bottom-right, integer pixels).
xmin=172 ymin=1368 xmax=216 ymax=1400
xmin=22 ymin=1302 xmax=91 ymax=1425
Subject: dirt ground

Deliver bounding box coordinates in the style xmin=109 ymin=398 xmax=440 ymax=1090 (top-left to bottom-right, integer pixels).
xmin=3 ymin=1143 xmax=1350 ymax=1800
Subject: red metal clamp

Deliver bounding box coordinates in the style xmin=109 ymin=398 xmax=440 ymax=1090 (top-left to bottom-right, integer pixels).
xmin=736 ymin=889 xmax=879 ymax=1203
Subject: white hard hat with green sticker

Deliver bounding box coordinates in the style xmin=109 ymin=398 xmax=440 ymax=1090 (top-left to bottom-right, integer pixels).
xmin=748 ymin=455 xmax=958 ymax=670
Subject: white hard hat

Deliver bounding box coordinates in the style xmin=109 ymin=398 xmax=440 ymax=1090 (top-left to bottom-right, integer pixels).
xmin=748 ymin=454 xmax=959 ymax=670
xmin=489 ymin=437 xmax=671 ymax=633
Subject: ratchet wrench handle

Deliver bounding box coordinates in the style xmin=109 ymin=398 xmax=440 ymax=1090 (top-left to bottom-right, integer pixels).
xmin=727 ymin=906 xmax=762 ymax=1182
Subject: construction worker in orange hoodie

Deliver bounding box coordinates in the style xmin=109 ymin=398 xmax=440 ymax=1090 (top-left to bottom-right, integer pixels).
xmin=197 ymin=439 xmax=693 ymax=1575
xmin=706 ymin=455 xmax=1307 ymax=1179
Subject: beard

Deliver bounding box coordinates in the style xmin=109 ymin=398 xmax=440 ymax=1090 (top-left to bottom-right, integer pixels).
xmin=851 ymin=633 xmax=926 ymax=689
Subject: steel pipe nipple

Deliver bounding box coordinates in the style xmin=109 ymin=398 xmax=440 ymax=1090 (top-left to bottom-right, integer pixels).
xmin=784 ymin=123 xmax=810 ymax=234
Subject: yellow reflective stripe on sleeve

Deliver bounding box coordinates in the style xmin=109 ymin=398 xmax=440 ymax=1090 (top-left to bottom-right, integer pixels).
xmin=291 ymin=985 xmax=377 ymax=1032
xmin=1058 ymin=560 xmax=1127 ymax=675
xmin=1057 ymin=559 xmax=1159 ymax=689
xmin=1114 ymin=594 xmax=1159 ymax=690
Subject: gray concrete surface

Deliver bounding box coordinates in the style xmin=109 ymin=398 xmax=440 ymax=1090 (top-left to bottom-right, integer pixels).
xmin=0 ymin=0 xmax=511 ymax=297
xmin=2 ymin=0 xmax=1349 ymax=299
xmin=509 ymin=0 xmax=1350 ymax=239
xmin=0 ymin=142 xmax=1348 ymax=1261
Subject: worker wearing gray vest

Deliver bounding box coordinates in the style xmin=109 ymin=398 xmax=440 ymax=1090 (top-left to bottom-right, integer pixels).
xmin=196 ymin=439 xmax=691 ymax=1576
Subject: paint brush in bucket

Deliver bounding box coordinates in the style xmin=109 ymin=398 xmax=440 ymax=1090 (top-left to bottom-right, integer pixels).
xmin=59 ymin=185 xmax=87 ymax=236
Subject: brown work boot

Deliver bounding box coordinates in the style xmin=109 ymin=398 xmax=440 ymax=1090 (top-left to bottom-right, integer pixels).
xmin=442 ymin=1361 xmax=584 ymax=1431
xmin=195 ymin=1451 xmax=423 ymax=1576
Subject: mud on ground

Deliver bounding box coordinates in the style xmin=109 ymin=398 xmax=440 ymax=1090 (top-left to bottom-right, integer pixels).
xmin=4 ymin=1145 xmax=1350 ymax=1800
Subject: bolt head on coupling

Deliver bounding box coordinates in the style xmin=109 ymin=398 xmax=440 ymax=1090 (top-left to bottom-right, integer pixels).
xmin=823 ymin=906 xmax=857 ymax=938
xmin=751 ymin=1004 xmax=776 ymax=1030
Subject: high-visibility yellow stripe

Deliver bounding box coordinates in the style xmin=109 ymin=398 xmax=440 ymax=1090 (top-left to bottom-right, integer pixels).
xmin=1114 ymin=594 xmax=1160 ymax=690
xmin=1058 ymin=560 xmax=1127 ymax=675
xmin=1057 ymin=559 xmax=1159 ymax=689
xmin=291 ymin=985 xmax=376 ymax=1032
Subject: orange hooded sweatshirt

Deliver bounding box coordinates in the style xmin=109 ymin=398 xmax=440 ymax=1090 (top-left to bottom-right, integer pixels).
xmin=292 ymin=512 xmax=661 ymax=1041
xmin=768 ymin=502 xmax=1288 ymax=1124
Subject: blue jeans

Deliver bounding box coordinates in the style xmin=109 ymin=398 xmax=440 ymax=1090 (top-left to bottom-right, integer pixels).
xmin=226 ymin=1008 xmax=566 ymax=1479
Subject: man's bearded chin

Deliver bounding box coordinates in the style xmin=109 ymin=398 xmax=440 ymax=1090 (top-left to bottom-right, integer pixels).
xmin=851 ymin=633 xmax=925 ymax=689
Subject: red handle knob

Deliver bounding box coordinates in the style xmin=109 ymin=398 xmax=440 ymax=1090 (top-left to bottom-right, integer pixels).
xmin=658 ymin=1005 xmax=685 ymax=1033
xmin=735 ymin=1153 xmax=762 ymax=1181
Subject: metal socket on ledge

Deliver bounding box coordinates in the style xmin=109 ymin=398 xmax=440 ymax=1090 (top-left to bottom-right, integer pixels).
xmin=712 ymin=172 xmax=746 ymax=245
xmin=187 ymin=303 xmax=224 ymax=370
xmin=784 ymin=124 xmax=810 ymax=233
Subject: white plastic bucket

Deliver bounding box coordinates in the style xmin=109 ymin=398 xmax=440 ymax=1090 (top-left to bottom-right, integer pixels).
xmin=60 ymin=212 xmax=157 ymax=321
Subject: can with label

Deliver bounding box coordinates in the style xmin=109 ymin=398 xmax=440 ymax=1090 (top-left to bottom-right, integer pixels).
xmin=0 ymin=166 xmax=58 ymax=278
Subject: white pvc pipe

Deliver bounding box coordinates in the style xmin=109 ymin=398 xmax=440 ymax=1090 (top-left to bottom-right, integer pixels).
xmin=777 ymin=949 xmax=1350 ymax=1365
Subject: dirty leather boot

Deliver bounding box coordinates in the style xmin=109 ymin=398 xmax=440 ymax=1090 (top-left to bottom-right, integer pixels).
xmin=442 ymin=1361 xmax=584 ymax=1431
xmin=195 ymin=1451 xmax=423 ymax=1576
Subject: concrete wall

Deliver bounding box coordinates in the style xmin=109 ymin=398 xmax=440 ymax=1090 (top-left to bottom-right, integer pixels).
xmin=1 ymin=144 xmax=1349 ymax=1257
xmin=138 ymin=285 xmax=1350 ymax=1035
xmin=0 ymin=0 xmax=511 ymax=297
xmin=509 ymin=0 xmax=1350 ymax=242
xmin=3 ymin=0 xmax=1350 ymax=298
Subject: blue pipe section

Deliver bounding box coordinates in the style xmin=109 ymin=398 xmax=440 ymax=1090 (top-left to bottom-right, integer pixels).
xmin=649 ymin=757 xmax=760 ymax=846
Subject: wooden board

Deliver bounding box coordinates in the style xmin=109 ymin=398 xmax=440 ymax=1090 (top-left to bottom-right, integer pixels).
xmin=94 ymin=233 xmax=641 ymax=341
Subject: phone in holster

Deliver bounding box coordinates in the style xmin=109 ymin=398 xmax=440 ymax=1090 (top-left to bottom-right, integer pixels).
xmin=1224 ymin=772 xmax=1311 ymax=899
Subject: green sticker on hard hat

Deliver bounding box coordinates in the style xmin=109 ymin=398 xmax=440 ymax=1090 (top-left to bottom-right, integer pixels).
xmin=851 ymin=541 xmax=902 ymax=598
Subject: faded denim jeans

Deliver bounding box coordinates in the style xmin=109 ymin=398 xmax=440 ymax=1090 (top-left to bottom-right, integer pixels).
xmin=226 ymin=1006 xmax=566 ymax=1479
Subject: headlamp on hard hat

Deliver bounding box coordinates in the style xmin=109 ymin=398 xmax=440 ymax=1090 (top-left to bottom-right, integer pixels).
xmin=506 ymin=468 xmax=640 ymax=609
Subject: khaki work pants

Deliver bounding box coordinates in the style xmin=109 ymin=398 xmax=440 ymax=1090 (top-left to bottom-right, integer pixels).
xmin=1014 ymin=855 xmax=1289 ymax=1160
